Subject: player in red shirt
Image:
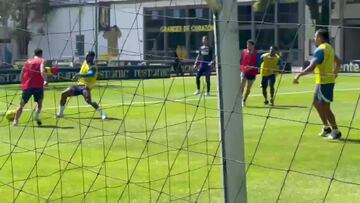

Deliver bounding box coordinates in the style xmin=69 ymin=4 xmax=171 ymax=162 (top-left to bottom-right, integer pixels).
xmin=240 ymin=40 xmax=261 ymax=107
xmin=13 ymin=48 xmax=47 ymax=126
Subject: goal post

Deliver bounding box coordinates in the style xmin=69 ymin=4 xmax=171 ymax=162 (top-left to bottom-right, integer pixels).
xmin=212 ymin=0 xmax=248 ymax=202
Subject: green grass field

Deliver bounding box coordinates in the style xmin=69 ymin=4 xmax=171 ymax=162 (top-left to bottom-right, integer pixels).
xmin=0 ymin=73 xmax=359 ymax=202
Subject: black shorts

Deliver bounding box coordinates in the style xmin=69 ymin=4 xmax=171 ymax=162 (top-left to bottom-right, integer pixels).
xmin=261 ymin=74 xmax=276 ymax=89
xmin=197 ymin=66 xmax=211 ymax=77
xmin=22 ymin=88 xmax=44 ymax=104
xmin=70 ymin=85 xmax=92 ymax=102
xmin=314 ymin=83 xmax=334 ymax=103
xmin=242 ymin=73 xmax=256 ymax=81
xmin=70 ymin=85 xmax=88 ymax=96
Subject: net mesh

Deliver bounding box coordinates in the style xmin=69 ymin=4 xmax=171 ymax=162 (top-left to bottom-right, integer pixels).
xmin=0 ymin=0 xmax=360 ymax=202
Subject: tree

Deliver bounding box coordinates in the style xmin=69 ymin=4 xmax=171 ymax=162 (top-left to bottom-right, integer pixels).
xmin=0 ymin=0 xmax=50 ymax=58
xmin=306 ymin=0 xmax=331 ymax=29
xmin=253 ymin=0 xmax=331 ymax=30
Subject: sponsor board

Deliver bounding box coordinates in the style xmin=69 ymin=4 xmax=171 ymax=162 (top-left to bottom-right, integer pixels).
xmin=0 ymin=66 xmax=171 ymax=84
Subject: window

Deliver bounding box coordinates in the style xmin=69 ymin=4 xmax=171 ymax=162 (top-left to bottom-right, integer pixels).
xmin=168 ymin=33 xmax=186 ymax=50
xmin=145 ymin=9 xmax=164 ymax=28
xmin=99 ymin=2 xmax=110 ymax=31
xmin=278 ymin=3 xmax=298 ymax=23
xmin=239 ymin=30 xmax=251 ymax=49
xmin=238 ymin=5 xmax=252 ymax=25
xmin=166 ymin=9 xmax=186 ymax=26
xmin=151 ymin=10 xmax=159 ymax=20
xmin=278 ymin=28 xmax=299 ymax=49
xmin=173 ymin=9 xmax=181 ymax=17
xmin=255 ymin=29 xmax=274 ymax=50
xmin=196 ymin=8 xmax=203 ymax=18
xmin=254 ymin=4 xmax=275 ymax=23
xmin=189 ymin=8 xmax=210 ymax=25
xmin=144 ymin=6 xmax=212 ymax=60
xmin=145 ymin=32 xmax=165 ymax=59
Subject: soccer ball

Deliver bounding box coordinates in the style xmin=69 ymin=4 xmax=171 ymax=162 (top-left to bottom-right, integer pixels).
xmin=5 ymin=110 xmax=15 ymax=122
xmin=206 ymin=0 xmax=222 ymax=13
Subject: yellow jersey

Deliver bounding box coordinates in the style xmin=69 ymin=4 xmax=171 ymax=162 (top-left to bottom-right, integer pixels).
xmin=314 ymin=43 xmax=335 ymax=84
xmin=78 ymin=61 xmax=98 ymax=89
xmin=260 ymin=53 xmax=280 ymax=77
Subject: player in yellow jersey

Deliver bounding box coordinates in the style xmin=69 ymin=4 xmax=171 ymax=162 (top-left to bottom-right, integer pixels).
xmin=56 ymin=51 xmax=106 ymax=119
xmin=293 ymin=29 xmax=341 ymax=140
xmin=260 ymin=46 xmax=281 ymax=106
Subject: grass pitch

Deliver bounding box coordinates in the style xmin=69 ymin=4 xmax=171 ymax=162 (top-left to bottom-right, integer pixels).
xmin=0 ymin=73 xmax=359 ymax=202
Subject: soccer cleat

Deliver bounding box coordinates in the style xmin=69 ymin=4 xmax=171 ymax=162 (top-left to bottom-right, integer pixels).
xmin=193 ymin=89 xmax=200 ymax=95
xmin=205 ymin=92 xmax=210 ymax=96
xmin=328 ymin=131 xmax=342 ymax=140
xmin=269 ymin=99 xmax=274 ymax=106
xmin=12 ymin=120 xmax=18 ymax=127
xmin=96 ymin=109 xmax=107 ymax=120
xmin=318 ymin=127 xmax=331 ymax=137
xmin=264 ymin=100 xmax=269 ymax=105
xmin=35 ymin=119 xmax=42 ymax=126
xmin=34 ymin=114 xmax=42 ymax=126
xmin=56 ymin=112 xmax=64 ymax=118
xmin=101 ymin=112 xmax=107 ymax=120
xmin=242 ymin=100 xmax=246 ymax=108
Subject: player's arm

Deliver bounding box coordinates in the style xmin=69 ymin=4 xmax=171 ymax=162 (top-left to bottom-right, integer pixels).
xmin=293 ymin=60 xmax=317 ymax=83
xmin=294 ymin=48 xmax=323 ymax=84
xmin=73 ymin=66 xmax=96 ymax=81
xmin=247 ymin=53 xmax=262 ymax=70
xmin=256 ymin=53 xmax=262 ymax=70
xmin=259 ymin=54 xmax=265 ymax=70
xmin=193 ymin=51 xmax=200 ymax=69
xmin=208 ymin=48 xmax=215 ymax=66
xmin=19 ymin=67 xmax=24 ymax=81
xmin=77 ymin=67 xmax=96 ymax=78
xmin=40 ymin=62 xmax=48 ymax=86
xmin=334 ymin=55 xmax=341 ymax=78
xmin=275 ymin=57 xmax=282 ymax=73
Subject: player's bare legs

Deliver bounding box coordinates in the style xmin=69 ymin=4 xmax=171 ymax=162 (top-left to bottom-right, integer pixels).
xmin=322 ymin=102 xmax=338 ymax=130
xmin=82 ymin=88 xmax=99 ymax=110
xmin=313 ymin=101 xmax=328 ymax=127
xmin=13 ymin=100 xmax=26 ymax=126
xmin=57 ymin=88 xmax=75 ymax=117
xmin=243 ymin=79 xmax=254 ymax=105
xmin=34 ymin=98 xmax=43 ymax=125
xmin=82 ymin=88 xmax=106 ymax=119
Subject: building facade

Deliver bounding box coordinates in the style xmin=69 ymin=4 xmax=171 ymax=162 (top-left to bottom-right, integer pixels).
xmin=24 ymin=0 xmax=360 ymax=66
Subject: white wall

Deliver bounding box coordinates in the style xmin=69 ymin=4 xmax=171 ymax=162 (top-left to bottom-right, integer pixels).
xmin=28 ymin=4 xmax=143 ymax=60
xmin=28 ymin=0 xmax=205 ymax=60
xmin=304 ymin=3 xmax=316 ymax=61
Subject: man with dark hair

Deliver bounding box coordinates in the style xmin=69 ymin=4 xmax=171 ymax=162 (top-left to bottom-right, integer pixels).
xmin=316 ymin=29 xmax=329 ymax=42
xmin=13 ymin=48 xmax=47 ymax=126
xmin=193 ymin=35 xmax=214 ymax=96
xmin=240 ymin=39 xmax=261 ymax=107
xmin=260 ymin=46 xmax=281 ymax=106
xmin=294 ymin=29 xmax=342 ymax=140
xmin=56 ymin=51 xmax=106 ymax=119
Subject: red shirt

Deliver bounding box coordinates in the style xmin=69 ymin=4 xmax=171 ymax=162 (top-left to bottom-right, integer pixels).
xmin=22 ymin=57 xmax=44 ymax=90
xmin=241 ymin=49 xmax=258 ymax=76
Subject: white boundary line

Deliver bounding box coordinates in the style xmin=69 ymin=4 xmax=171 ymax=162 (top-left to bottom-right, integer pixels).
xmin=2 ymin=87 xmax=359 ymax=113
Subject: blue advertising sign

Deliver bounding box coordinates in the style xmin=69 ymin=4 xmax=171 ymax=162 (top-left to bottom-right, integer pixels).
xmin=0 ymin=65 xmax=171 ymax=84
xmin=341 ymin=60 xmax=360 ymax=73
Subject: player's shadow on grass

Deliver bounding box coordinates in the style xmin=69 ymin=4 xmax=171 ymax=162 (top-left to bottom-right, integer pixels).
xmin=327 ymin=138 xmax=360 ymax=144
xmin=35 ymin=125 xmax=74 ymax=129
xmin=66 ymin=116 xmax=122 ymax=121
xmin=339 ymin=138 xmax=360 ymax=144
xmin=246 ymin=105 xmax=308 ymax=110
